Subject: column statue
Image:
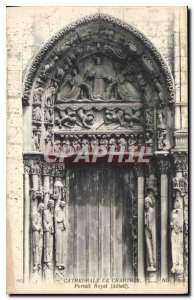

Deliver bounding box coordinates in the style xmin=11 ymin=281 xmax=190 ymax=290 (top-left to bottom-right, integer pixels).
xmin=144 ymin=194 xmax=157 ymax=272
xmin=55 ymin=200 xmax=67 ymax=270
xmin=43 ymin=197 xmax=55 ymax=279
xmin=171 ymin=199 xmax=184 ymax=274
xmin=31 ymin=202 xmax=44 ymax=274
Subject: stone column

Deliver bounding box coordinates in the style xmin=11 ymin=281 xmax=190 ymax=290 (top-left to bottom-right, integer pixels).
xmin=158 ymin=157 xmax=169 ymax=279
xmin=135 ymin=164 xmax=145 ymax=282
xmin=24 ymin=164 xmax=31 ymax=283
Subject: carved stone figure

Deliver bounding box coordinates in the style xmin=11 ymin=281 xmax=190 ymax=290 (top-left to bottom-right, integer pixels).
xmin=72 ymin=136 xmax=81 ymax=152
xmin=45 ymin=108 xmax=53 ymax=123
xmin=144 ymin=194 xmax=157 ymax=272
xmin=44 ymin=86 xmax=56 ymax=106
xmin=33 ymin=87 xmax=43 ymax=104
xmin=77 ymin=108 xmax=94 ymax=129
xmin=43 ymin=55 xmax=59 ymax=75
xmin=158 ymin=130 xmax=167 ymax=149
xmin=87 ymin=56 xmax=113 ymax=99
xmin=153 ymin=79 xmax=166 ymax=104
xmin=118 ymin=137 xmax=127 ymax=151
xmin=102 ymin=108 xmax=135 ymax=129
xmin=128 ymin=133 xmax=137 ymax=146
xmin=81 ymin=138 xmax=89 ymax=149
xmin=99 ymin=135 xmax=108 ymax=148
xmin=142 ymin=84 xmax=157 ymax=108
xmin=32 ymin=130 xmax=41 ymax=151
xmin=109 ymin=137 xmax=117 ymax=152
xmin=33 ymin=106 xmax=41 ymax=122
xmin=171 ymin=200 xmax=184 ymax=274
xmin=57 ymin=108 xmax=77 ymax=128
xmin=31 ymin=203 xmax=44 ymax=273
xmin=43 ymin=198 xmax=55 ymax=271
xmin=90 ymin=135 xmax=99 ymax=151
xmin=59 ymin=68 xmax=93 ymax=101
xmin=44 ymin=127 xmax=53 ymax=148
xmin=157 ymin=110 xmax=166 ymax=129
xmin=55 ymin=201 xmax=67 ymax=270
xmin=106 ymin=69 xmax=141 ymax=102
xmin=145 ymin=131 xmax=153 ymax=145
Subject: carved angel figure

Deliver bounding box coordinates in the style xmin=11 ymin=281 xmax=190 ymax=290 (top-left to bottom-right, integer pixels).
xmin=31 ymin=203 xmax=44 ymax=273
xmin=171 ymin=200 xmax=184 ymax=274
xmin=55 ymin=201 xmax=67 ymax=270
xmin=144 ymin=194 xmax=157 ymax=272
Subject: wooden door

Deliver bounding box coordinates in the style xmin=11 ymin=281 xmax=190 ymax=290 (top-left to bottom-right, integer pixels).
xmin=66 ymin=163 xmax=137 ymax=278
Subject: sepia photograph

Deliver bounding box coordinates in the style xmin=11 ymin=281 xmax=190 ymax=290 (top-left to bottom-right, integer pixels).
xmin=6 ymin=4 xmax=189 ymax=295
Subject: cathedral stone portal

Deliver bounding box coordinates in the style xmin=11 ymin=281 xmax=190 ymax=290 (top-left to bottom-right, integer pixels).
xmin=22 ymin=14 xmax=188 ymax=284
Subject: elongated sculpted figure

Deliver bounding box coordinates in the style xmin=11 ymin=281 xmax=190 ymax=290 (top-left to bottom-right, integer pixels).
xmin=144 ymin=195 xmax=157 ymax=272
xmin=31 ymin=203 xmax=44 ymax=273
xmin=171 ymin=200 xmax=184 ymax=274
xmin=43 ymin=199 xmax=55 ymax=272
xmin=55 ymin=200 xmax=67 ymax=270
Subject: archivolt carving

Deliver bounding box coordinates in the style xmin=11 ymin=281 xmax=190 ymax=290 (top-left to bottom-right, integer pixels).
xmin=22 ymin=13 xmax=175 ymax=107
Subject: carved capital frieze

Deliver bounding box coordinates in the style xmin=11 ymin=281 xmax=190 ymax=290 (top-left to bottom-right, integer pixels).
xmin=173 ymin=175 xmax=188 ymax=196
xmin=174 ymin=154 xmax=188 ymax=173
xmin=157 ymin=157 xmax=170 ymax=174
xmin=134 ymin=163 xmax=144 ymax=177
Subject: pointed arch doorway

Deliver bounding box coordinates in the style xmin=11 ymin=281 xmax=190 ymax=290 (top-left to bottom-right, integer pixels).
xmin=22 ymin=13 xmax=175 ymax=283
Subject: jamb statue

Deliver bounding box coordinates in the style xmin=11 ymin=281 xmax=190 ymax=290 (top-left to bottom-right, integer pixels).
xmin=43 ymin=198 xmax=55 ymax=279
xmin=171 ymin=199 xmax=184 ymax=274
xmin=55 ymin=200 xmax=67 ymax=271
xmin=144 ymin=194 xmax=157 ymax=272
xmin=31 ymin=202 xmax=44 ymax=274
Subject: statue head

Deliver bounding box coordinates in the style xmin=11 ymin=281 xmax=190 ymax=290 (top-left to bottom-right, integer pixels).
xmin=145 ymin=196 xmax=155 ymax=210
xmin=59 ymin=201 xmax=65 ymax=208
xmin=48 ymin=199 xmax=55 ymax=209
xmin=109 ymin=138 xmax=116 ymax=146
